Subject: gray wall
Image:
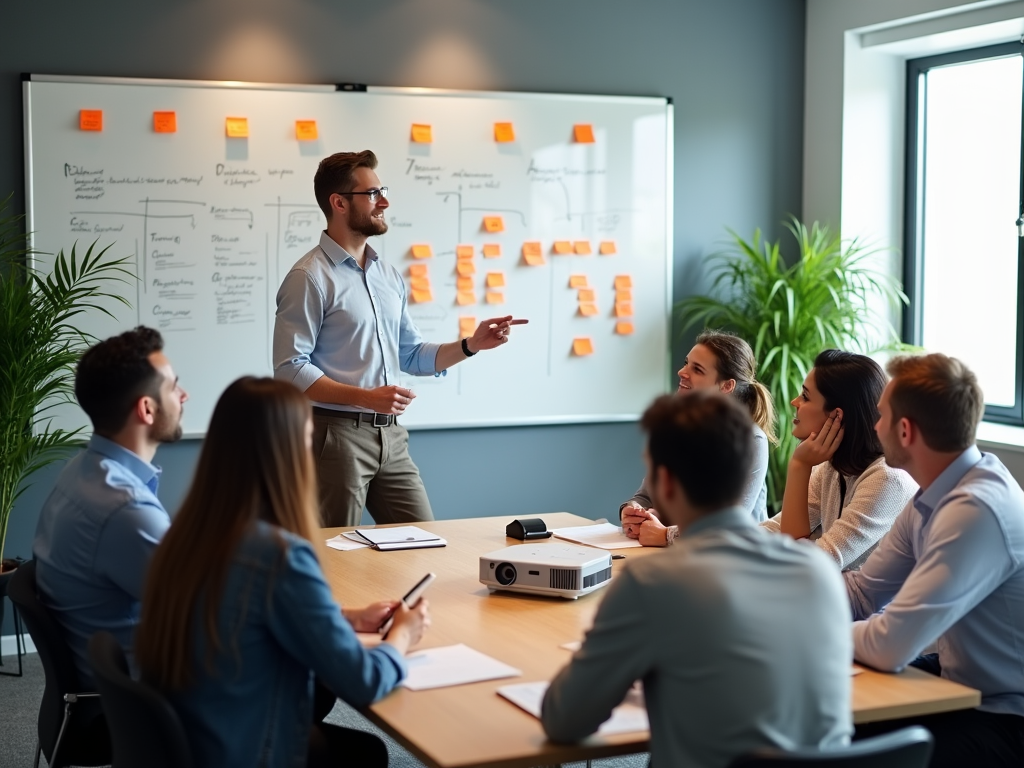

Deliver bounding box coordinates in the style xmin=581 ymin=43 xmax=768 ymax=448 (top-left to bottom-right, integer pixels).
xmin=1 ymin=0 xmax=807 ymax=635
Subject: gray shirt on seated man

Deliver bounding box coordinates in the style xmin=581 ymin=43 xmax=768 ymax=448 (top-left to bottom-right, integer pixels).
xmin=543 ymin=391 xmax=852 ymax=768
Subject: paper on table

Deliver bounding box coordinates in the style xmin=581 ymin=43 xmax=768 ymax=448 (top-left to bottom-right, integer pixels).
xmin=559 ymin=641 xmax=582 ymax=652
xmin=498 ymin=681 xmax=648 ymax=735
xmin=402 ymin=644 xmax=521 ymax=691
xmin=851 ymin=665 xmax=864 ymax=676
xmin=551 ymin=522 xmax=642 ymax=550
xmin=325 ymin=534 xmax=370 ymax=551
xmin=345 ymin=526 xmax=447 ymax=551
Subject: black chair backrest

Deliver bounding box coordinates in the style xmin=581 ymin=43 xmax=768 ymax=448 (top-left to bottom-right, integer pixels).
xmin=729 ymin=726 xmax=934 ymax=768
xmin=7 ymin=560 xmax=90 ymax=761
xmin=88 ymin=631 xmax=194 ymax=768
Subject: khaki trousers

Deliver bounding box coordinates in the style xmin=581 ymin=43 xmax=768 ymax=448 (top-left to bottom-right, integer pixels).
xmin=312 ymin=410 xmax=434 ymax=527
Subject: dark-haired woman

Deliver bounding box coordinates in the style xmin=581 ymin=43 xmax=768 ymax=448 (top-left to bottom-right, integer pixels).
xmin=136 ymin=377 xmax=429 ymax=768
xmin=762 ymin=350 xmax=916 ymax=571
xmin=621 ymin=330 xmax=778 ymax=546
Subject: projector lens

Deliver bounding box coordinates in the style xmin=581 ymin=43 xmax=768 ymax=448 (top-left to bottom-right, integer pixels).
xmin=495 ymin=562 xmax=517 ymax=586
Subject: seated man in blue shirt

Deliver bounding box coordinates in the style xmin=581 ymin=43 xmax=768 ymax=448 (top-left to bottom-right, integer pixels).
xmin=542 ymin=391 xmax=852 ymax=768
xmin=33 ymin=326 xmax=187 ymax=686
xmin=850 ymin=353 xmax=1024 ymax=768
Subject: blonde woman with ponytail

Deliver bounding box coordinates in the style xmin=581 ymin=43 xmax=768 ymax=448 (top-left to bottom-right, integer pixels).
xmin=621 ymin=330 xmax=777 ymax=546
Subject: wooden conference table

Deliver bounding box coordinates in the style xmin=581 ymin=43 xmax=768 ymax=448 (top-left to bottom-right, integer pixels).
xmin=321 ymin=513 xmax=980 ymax=768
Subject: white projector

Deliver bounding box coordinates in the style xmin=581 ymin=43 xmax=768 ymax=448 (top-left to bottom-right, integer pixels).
xmin=479 ymin=543 xmax=613 ymax=599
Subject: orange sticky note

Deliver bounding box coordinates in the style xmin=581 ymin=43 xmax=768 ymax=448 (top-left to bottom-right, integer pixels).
xmin=599 ymin=240 xmax=617 ymax=255
xmin=524 ymin=253 xmax=545 ymax=266
xmin=79 ymin=110 xmax=103 ymax=131
xmin=614 ymin=275 xmax=633 ymax=289
xmin=494 ymin=122 xmax=515 ymax=142
xmin=411 ymin=288 xmax=434 ymax=303
xmin=295 ymin=120 xmax=318 ymax=140
xmin=483 ymin=216 xmax=504 ymax=233
xmin=569 ymin=275 xmax=589 ymax=289
xmin=573 ymin=124 xmax=595 ymax=143
xmin=459 ymin=317 xmax=477 ymax=336
xmin=457 ymin=290 xmax=477 ymax=306
xmin=153 ymin=111 xmax=176 ymax=133
xmin=482 ymin=243 xmax=501 ymax=258
xmin=225 ymin=117 xmax=249 ymax=138
xmin=578 ymin=288 xmax=596 ymax=302
xmin=522 ymin=242 xmax=544 ymax=265
xmin=410 ymin=276 xmax=431 ymax=290
xmin=616 ymin=321 xmax=635 ymax=335
xmin=574 ymin=241 xmax=592 ymax=255
xmin=615 ymin=289 xmax=632 ymax=302
xmin=409 ymin=264 xmax=428 ymax=277
xmin=485 ymin=272 xmax=506 ymax=288
xmin=456 ymin=261 xmax=476 ymax=276
xmin=553 ymin=241 xmax=572 ymax=255
xmin=615 ymin=301 xmax=634 ymax=317
xmin=486 ymin=291 xmax=505 ymax=305
xmin=457 ymin=276 xmax=474 ymax=291
xmin=573 ymin=337 xmax=595 ymax=356
xmin=411 ymin=244 xmax=433 ymax=259
xmin=411 ymin=123 xmax=432 ymax=143
xmin=456 ymin=245 xmax=474 ymax=260
xmin=578 ymin=302 xmax=599 ymax=317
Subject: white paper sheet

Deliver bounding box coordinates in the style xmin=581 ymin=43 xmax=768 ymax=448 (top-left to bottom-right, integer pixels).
xmin=325 ymin=535 xmax=370 ymax=551
xmin=497 ymin=681 xmax=649 ymax=735
xmin=559 ymin=641 xmax=582 ymax=652
xmin=551 ymin=522 xmax=642 ymax=550
xmin=344 ymin=526 xmax=448 ymax=551
xmin=401 ymin=644 xmax=521 ymax=691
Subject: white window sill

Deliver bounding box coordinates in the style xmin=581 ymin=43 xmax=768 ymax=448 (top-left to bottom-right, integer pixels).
xmin=977 ymin=421 xmax=1024 ymax=454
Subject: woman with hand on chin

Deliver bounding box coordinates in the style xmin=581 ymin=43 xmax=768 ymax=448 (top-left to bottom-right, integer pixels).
xmin=620 ymin=330 xmax=777 ymax=546
xmin=761 ymin=350 xmax=916 ymax=571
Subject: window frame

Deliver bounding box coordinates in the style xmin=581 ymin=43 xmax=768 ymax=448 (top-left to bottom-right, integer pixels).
xmin=904 ymin=40 xmax=1024 ymax=426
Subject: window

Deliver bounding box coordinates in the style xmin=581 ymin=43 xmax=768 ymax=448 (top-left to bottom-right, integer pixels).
xmin=905 ymin=41 xmax=1024 ymax=424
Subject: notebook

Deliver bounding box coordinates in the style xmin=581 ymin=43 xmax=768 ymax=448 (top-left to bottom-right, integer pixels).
xmin=342 ymin=525 xmax=447 ymax=551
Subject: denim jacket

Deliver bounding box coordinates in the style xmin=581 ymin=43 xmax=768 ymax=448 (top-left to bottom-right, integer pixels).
xmin=164 ymin=521 xmax=406 ymax=767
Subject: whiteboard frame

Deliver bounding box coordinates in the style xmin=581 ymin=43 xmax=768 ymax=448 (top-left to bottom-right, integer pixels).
xmin=23 ymin=75 xmax=675 ymax=433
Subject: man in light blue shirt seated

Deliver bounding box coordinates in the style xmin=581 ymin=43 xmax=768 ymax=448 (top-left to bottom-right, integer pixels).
xmin=542 ymin=391 xmax=852 ymax=768
xmin=33 ymin=326 xmax=187 ymax=687
xmin=849 ymin=353 xmax=1024 ymax=768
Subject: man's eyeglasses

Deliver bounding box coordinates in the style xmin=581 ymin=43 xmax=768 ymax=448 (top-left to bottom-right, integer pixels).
xmin=343 ymin=187 xmax=389 ymax=203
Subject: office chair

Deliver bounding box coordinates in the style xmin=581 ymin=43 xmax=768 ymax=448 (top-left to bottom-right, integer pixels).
xmin=729 ymin=725 xmax=933 ymax=768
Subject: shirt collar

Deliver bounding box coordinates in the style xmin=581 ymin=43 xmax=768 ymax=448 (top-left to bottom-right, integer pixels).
xmin=88 ymin=434 xmax=162 ymax=494
xmin=681 ymin=506 xmax=753 ymax=539
xmin=319 ymin=231 xmax=378 ymax=268
xmin=913 ymin=445 xmax=984 ymax=516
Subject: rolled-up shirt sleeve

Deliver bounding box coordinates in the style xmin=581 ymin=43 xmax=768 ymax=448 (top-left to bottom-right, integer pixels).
xmin=273 ymin=269 xmax=327 ymax=392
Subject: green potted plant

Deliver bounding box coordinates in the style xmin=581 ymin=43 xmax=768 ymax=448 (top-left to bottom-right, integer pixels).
xmin=0 ymin=195 xmax=131 ymax=591
xmin=675 ymin=218 xmax=909 ymax=511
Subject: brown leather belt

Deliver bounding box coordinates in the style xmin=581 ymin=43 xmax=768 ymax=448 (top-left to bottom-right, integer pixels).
xmin=312 ymin=406 xmax=395 ymax=427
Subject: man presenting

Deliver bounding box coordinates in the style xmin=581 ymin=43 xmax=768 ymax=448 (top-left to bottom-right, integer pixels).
xmin=274 ymin=150 xmax=526 ymax=526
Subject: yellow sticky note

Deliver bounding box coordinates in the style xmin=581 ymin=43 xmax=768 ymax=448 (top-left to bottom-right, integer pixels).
xmin=410 ymin=276 xmax=431 ymax=290
xmin=600 ymin=240 xmax=617 ymax=255
xmin=574 ymin=241 xmax=592 ymax=255
xmin=459 ymin=317 xmax=477 ymax=336
xmin=494 ymin=122 xmax=515 ymax=142
xmin=409 ymin=264 xmax=428 ymax=277
xmin=523 ymin=242 xmax=545 ymax=265
xmin=411 ymin=123 xmax=433 ymax=143
xmin=615 ymin=301 xmax=634 ymax=317
xmin=225 ymin=117 xmax=249 ymax=138
xmin=486 ymin=291 xmax=505 ymax=305
xmin=486 ymin=272 xmax=506 ymax=288
xmin=569 ymin=275 xmax=589 ymax=289
xmin=482 ymin=243 xmax=502 ymax=258
xmin=411 ymin=244 xmax=433 ymax=259
xmin=456 ymin=245 xmax=474 ymax=260
xmin=295 ymin=120 xmax=318 ymax=140
xmin=457 ymin=290 xmax=477 ymax=306
xmin=573 ymin=337 xmax=595 ymax=356
xmin=153 ymin=111 xmax=176 ymax=133
xmin=484 ymin=216 xmax=504 ymax=233
xmin=79 ymin=110 xmax=103 ymax=132
xmin=457 ymin=276 xmax=474 ymax=291
xmin=614 ymin=275 xmax=633 ymax=290
xmin=615 ymin=289 xmax=632 ymax=302
xmin=578 ymin=288 xmax=596 ymax=302
xmin=553 ymin=241 xmax=572 ymax=255
xmin=574 ymin=124 xmax=596 ymax=143
xmin=411 ymin=288 xmax=434 ymax=304
xmin=616 ymin=321 xmax=635 ymax=335
xmin=578 ymin=302 xmax=599 ymax=317
xmin=456 ymin=261 xmax=476 ymax=276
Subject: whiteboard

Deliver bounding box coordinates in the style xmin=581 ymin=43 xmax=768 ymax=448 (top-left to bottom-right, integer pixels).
xmin=24 ymin=76 xmax=672 ymax=437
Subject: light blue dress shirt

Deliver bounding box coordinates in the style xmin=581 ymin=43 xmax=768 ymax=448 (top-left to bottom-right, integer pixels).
xmin=33 ymin=435 xmax=170 ymax=687
xmin=846 ymin=446 xmax=1024 ymax=716
xmin=273 ymin=231 xmax=443 ymax=412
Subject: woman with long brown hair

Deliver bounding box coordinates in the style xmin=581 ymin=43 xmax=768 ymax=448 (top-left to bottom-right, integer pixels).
xmin=135 ymin=377 xmax=428 ymax=767
xmin=621 ymin=329 xmax=777 ymax=546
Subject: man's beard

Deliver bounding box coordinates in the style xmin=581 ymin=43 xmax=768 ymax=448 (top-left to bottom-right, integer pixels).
xmin=882 ymin=428 xmax=910 ymax=469
xmin=153 ymin=402 xmax=184 ymax=444
xmin=350 ymin=209 xmax=388 ymax=237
